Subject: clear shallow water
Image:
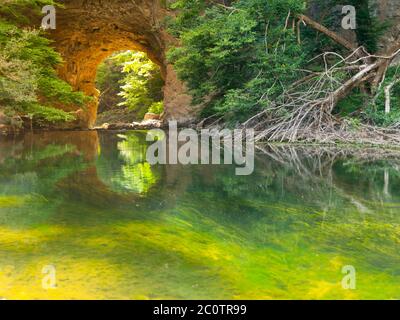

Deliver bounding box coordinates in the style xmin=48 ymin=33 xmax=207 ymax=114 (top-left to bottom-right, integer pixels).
xmin=0 ymin=130 xmax=399 ymax=300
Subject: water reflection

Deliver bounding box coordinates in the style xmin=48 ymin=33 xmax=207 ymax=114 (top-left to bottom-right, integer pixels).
xmin=0 ymin=131 xmax=399 ymax=299
xmin=97 ymin=132 xmax=161 ymax=194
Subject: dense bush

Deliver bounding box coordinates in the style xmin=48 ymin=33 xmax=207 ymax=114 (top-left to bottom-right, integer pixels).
xmin=0 ymin=0 xmax=89 ymax=125
xmin=96 ymin=57 xmax=125 ymax=114
xmin=114 ymin=51 xmax=164 ymax=117
xmin=364 ymin=67 xmax=400 ymax=127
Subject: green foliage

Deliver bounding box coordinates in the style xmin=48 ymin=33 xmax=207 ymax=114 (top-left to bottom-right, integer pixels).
xmin=363 ymin=67 xmax=400 ymax=127
xmin=168 ymin=0 xmax=394 ymax=125
xmin=148 ymin=101 xmax=164 ymax=115
xmin=95 ymin=58 xmax=124 ymax=114
xmin=24 ymin=103 xmax=76 ymax=123
xmin=167 ymin=0 xmax=307 ymax=122
xmin=335 ymin=90 xmax=368 ymax=116
xmin=95 ymin=51 xmax=165 ymax=122
xmin=0 ymin=0 xmax=57 ymax=23
xmin=349 ymin=0 xmax=389 ymax=53
xmin=111 ymin=51 xmax=164 ymax=119
xmin=0 ymin=1 xmax=89 ymax=125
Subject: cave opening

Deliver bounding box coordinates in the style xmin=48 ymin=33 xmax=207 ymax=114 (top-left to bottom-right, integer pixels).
xmin=94 ymin=50 xmax=165 ymax=126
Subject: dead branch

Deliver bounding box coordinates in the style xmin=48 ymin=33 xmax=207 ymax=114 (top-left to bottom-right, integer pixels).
xmin=297 ymin=14 xmax=357 ymax=52
xmin=384 ymin=78 xmax=400 ymax=114
xmin=240 ymin=43 xmax=400 ymax=145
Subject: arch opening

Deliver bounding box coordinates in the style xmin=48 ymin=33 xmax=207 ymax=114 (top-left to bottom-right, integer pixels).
xmin=95 ymin=50 xmax=165 ymax=126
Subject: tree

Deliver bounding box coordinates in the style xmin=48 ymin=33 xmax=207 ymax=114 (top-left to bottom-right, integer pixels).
xmin=113 ymin=51 xmax=164 ymax=118
xmin=0 ymin=0 xmax=89 ymax=127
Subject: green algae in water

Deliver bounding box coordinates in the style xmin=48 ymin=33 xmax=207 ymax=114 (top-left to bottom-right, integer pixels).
xmin=0 ymin=196 xmax=26 ymax=208
xmin=0 ymin=131 xmax=399 ymax=299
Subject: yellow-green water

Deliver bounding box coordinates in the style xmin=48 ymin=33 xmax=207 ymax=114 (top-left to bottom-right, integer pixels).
xmin=0 ymin=131 xmax=399 ymax=300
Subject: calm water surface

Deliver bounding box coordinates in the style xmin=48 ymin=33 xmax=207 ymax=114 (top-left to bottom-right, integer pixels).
xmin=0 ymin=131 xmax=399 ymax=299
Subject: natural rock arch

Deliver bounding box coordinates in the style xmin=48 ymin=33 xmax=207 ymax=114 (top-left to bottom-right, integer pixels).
xmin=48 ymin=0 xmax=196 ymax=128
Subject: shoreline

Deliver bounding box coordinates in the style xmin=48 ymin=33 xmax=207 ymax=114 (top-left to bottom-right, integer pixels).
xmin=3 ymin=125 xmax=400 ymax=151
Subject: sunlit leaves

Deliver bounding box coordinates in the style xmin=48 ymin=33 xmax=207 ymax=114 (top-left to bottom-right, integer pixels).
xmin=111 ymin=51 xmax=164 ymax=117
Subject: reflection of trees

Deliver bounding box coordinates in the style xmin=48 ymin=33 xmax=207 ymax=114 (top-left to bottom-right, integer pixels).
xmin=95 ymin=131 xmax=166 ymax=196
xmin=3 ymin=131 xmax=399 ymax=215
xmin=56 ymin=132 xmax=163 ymax=210
xmin=95 ymin=132 xmax=194 ymax=209
xmin=0 ymin=131 xmax=187 ymax=219
xmin=0 ymin=134 xmax=90 ymax=197
xmin=182 ymin=144 xmax=400 ymax=241
xmin=178 ymin=145 xmax=400 ymax=283
xmin=254 ymin=145 xmax=400 ymax=209
xmin=115 ymin=132 xmax=160 ymax=194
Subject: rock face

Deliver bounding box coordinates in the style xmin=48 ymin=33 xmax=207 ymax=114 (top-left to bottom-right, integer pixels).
xmin=48 ymin=0 xmax=196 ymax=129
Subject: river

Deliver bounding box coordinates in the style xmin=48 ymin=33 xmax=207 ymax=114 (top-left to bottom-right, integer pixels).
xmin=0 ymin=130 xmax=399 ymax=299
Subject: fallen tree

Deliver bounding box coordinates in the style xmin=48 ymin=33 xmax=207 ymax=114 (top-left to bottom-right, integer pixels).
xmin=240 ymin=13 xmax=400 ymax=145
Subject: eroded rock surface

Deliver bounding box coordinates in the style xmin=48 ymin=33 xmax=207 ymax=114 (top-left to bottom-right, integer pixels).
xmin=49 ymin=0 xmax=196 ymax=128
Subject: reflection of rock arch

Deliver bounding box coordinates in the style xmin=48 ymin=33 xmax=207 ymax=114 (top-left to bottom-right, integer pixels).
xmin=94 ymin=132 xmax=193 ymax=204
xmin=48 ymin=0 xmax=197 ymax=128
xmin=46 ymin=131 xmax=192 ymax=209
xmin=23 ymin=130 xmax=100 ymax=161
xmin=1 ymin=130 xmax=193 ymax=213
